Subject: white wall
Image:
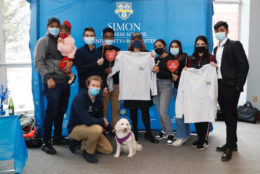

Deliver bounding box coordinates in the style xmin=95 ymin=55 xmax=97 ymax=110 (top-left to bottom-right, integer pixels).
xmin=238 ymin=0 xmax=250 ymax=106
xmin=246 ymin=0 xmax=260 ymax=109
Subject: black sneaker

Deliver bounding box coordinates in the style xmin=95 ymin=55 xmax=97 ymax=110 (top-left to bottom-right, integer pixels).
xmin=83 ymin=151 xmax=98 ymax=163
xmin=41 ymin=142 xmax=57 ymax=154
xmin=196 ymin=142 xmax=209 ymax=150
xmin=166 ymin=135 xmax=174 ymax=145
xmin=69 ymin=140 xmax=81 ymax=153
xmin=52 ymin=137 xmax=70 ymax=145
xmin=155 ymin=132 xmax=167 ymax=140
xmin=192 ymin=139 xmax=200 ymax=148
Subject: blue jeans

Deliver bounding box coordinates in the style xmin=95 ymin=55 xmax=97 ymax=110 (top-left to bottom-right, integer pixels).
xmin=175 ymin=117 xmax=190 ymax=139
xmin=173 ymin=87 xmax=191 ymax=139
xmin=43 ymin=83 xmax=70 ymax=141
xmin=156 ymin=79 xmax=173 ymax=136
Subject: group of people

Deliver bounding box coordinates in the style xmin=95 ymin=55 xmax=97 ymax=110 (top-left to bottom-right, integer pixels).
xmin=34 ymin=17 xmax=249 ymax=163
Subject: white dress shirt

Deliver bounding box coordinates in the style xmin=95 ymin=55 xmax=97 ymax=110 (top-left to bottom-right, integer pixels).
xmin=107 ymin=51 xmax=157 ymax=100
xmin=215 ymin=37 xmax=228 ymax=79
xmin=175 ymin=64 xmax=218 ymax=123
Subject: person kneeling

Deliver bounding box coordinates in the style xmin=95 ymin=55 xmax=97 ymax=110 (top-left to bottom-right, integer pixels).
xmin=67 ymin=75 xmax=113 ymax=163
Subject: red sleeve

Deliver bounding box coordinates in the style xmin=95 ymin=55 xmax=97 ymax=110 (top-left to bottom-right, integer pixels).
xmin=209 ymin=54 xmax=216 ymax=63
xmin=187 ymin=58 xmax=192 ymax=67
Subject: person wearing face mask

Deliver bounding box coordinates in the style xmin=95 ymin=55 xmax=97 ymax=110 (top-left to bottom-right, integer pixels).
xmin=186 ymin=35 xmax=217 ymax=150
xmin=34 ymin=17 xmax=74 ymax=154
xmin=57 ymin=20 xmax=77 ymax=85
xmin=97 ymin=28 xmax=120 ymax=127
xmin=68 ymin=75 xmax=113 ymax=163
xmin=168 ymin=40 xmax=191 ymax=147
xmin=107 ymin=32 xmax=159 ymax=143
xmin=152 ymin=39 xmax=175 ymax=145
xmin=213 ymin=21 xmax=249 ymax=161
xmin=74 ymin=27 xmax=107 ymax=95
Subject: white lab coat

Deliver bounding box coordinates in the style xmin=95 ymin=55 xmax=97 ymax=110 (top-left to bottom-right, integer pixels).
xmin=107 ymin=51 xmax=157 ymax=100
xmin=175 ymin=64 xmax=218 ymax=123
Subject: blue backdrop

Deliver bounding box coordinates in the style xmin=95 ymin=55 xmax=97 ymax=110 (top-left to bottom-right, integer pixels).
xmin=27 ymin=0 xmax=214 ymax=136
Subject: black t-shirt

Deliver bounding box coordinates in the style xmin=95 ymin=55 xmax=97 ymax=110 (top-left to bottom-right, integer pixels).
xmin=97 ymin=45 xmax=120 ymax=85
xmin=155 ymin=54 xmax=174 ymax=79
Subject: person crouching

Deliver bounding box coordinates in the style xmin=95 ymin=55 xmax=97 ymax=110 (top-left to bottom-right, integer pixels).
xmin=67 ymin=75 xmax=113 ymax=163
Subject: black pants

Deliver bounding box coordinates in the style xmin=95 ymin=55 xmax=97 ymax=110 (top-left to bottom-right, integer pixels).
xmin=43 ymin=83 xmax=70 ymax=142
xmin=129 ymin=106 xmax=151 ymax=140
xmin=218 ymin=81 xmax=240 ymax=148
xmin=195 ymin=122 xmax=210 ymax=144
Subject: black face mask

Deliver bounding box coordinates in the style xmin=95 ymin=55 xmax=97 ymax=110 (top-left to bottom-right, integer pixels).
xmin=155 ymin=48 xmax=165 ymax=56
xmin=195 ymin=46 xmax=206 ymax=54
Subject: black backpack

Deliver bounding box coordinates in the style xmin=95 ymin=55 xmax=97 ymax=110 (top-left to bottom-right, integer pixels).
xmin=237 ymin=102 xmax=259 ymax=123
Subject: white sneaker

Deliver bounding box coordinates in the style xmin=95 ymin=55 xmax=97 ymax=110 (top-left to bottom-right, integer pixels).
xmin=172 ymin=138 xmax=188 ymax=147
xmin=155 ymin=132 xmax=167 ymax=140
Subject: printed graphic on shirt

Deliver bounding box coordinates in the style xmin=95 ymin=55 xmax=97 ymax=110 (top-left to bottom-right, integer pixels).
xmin=139 ymin=66 xmax=145 ymax=71
xmin=88 ymin=106 xmax=92 ymax=113
xmin=206 ymin=81 xmax=211 ymax=86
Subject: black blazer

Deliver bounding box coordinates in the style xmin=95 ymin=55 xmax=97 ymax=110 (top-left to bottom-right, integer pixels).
xmin=213 ymin=39 xmax=249 ymax=91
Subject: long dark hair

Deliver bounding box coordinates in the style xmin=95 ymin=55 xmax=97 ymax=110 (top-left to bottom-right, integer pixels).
xmin=169 ymin=40 xmax=183 ymax=57
xmin=192 ymin=35 xmax=210 ymax=58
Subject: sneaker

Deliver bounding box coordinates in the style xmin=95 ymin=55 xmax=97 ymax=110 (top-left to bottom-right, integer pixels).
xmin=172 ymin=138 xmax=188 ymax=147
xmin=69 ymin=140 xmax=81 ymax=153
xmin=52 ymin=137 xmax=70 ymax=145
xmin=41 ymin=142 xmax=57 ymax=154
xmin=83 ymin=151 xmax=98 ymax=163
xmin=192 ymin=139 xmax=200 ymax=148
xmin=155 ymin=132 xmax=167 ymax=140
xmin=166 ymin=135 xmax=175 ymax=145
xmin=196 ymin=142 xmax=209 ymax=150
xmin=68 ymin=73 xmax=76 ymax=85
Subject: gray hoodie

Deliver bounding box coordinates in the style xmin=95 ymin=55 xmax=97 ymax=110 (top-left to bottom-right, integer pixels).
xmin=34 ymin=35 xmax=68 ymax=84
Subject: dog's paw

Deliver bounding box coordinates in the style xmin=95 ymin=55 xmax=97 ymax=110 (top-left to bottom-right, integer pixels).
xmin=128 ymin=154 xmax=134 ymax=158
xmin=114 ymin=154 xmax=120 ymax=158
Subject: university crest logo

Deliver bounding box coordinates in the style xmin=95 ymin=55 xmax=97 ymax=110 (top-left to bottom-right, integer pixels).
xmin=115 ymin=2 xmax=133 ymax=20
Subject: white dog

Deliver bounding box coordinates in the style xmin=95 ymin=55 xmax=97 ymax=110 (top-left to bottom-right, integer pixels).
xmin=114 ymin=118 xmax=143 ymax=158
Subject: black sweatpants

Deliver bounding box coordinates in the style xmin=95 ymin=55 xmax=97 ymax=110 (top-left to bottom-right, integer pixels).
xmin=129 ymin=106 xmax=151 ymax=141
xmin=195 ymin=122 xmax=210 ymax=144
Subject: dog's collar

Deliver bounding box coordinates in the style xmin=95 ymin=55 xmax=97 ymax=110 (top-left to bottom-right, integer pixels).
xmin=116 ymin=132 xmax=132 ymax=145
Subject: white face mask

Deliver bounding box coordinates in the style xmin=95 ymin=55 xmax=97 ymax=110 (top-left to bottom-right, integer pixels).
xmin=104 ymin=40 xmax=114 ymax=46
xmin=84 ymin=37 xmax=95 ymax=45
xmin=48 ymin=27 xmax=60 ymax=37
xmin=215 ymin=32 xmax=226 ymax=42
xmin=170 ymin=48 xmax=179 ymax=56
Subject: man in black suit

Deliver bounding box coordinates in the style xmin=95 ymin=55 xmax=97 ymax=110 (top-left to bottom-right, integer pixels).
xmin=213 ymin=21 xmax=249 ymax=161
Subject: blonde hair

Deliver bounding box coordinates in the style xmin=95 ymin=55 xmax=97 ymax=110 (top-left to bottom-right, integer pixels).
xmin=85 ymin=75 xmax=103 ymax=87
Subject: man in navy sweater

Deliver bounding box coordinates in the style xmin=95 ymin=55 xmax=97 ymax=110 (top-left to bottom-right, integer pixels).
xmin=74 ymin=27 xmax=108 ymax=95
xmin=68 ymin=75 xmax=113 ymax=163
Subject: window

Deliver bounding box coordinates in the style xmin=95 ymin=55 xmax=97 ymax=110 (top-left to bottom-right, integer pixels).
xmin=1 ymin=0 xmax=33 ymax=112
xmin=213 ymin=0 xmax=241 ymax=46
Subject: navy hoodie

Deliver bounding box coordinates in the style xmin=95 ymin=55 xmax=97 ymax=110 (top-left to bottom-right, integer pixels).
xmin=67 ymin=90 xmax=113 ymax=133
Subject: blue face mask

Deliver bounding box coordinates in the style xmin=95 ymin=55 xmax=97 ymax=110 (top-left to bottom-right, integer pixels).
xmin=84 ymin=37 xmax=95 ymax=45
xmin=88 ymin=87 xmax=101 ymax=96
xmin=104 ymin=40 xmax=114 ymax=46
xmin=170 ymin=48 xmax=179 ymax=56
xmin=48 ymin=27 xmax=60 ymax=37
xmin=215 ymin=32 xmax=226 ymax=42
xmin=133 ymin=40 xmax=141 ymax=48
